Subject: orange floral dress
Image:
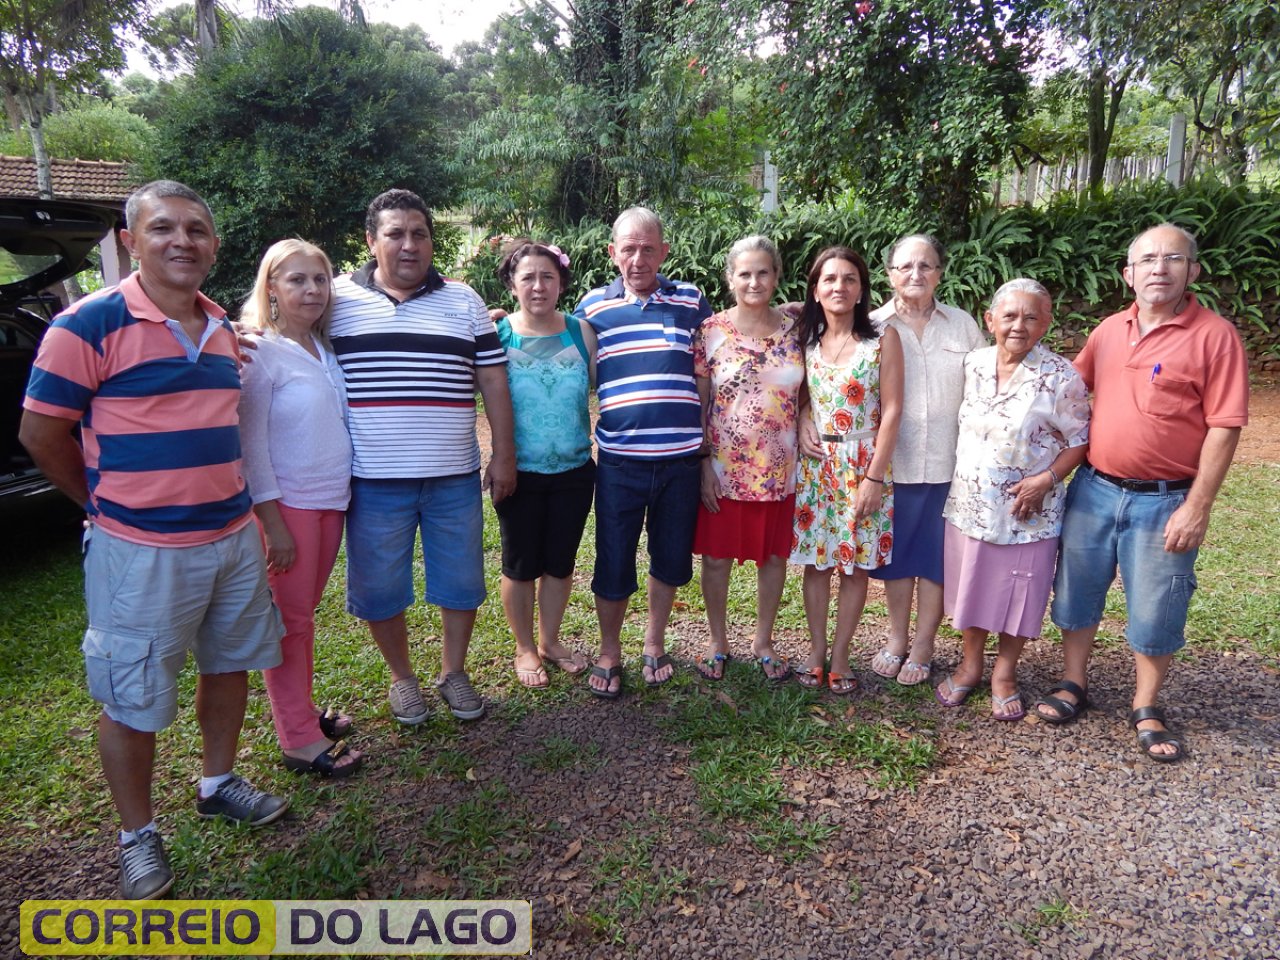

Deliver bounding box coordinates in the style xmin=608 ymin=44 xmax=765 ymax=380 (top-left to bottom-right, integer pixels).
xmin=789 ymin=336 xmax=894 ymax=573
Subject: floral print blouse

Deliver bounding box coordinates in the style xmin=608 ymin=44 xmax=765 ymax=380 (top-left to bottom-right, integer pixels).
xmin=943 ymin=344 xmax=1091 ymax=545
xmin=693 ymin=310 xmax=804 ymax=501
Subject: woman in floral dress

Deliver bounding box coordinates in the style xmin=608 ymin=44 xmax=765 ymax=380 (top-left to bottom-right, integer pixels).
xmin=790 ymin=247 xmax=903 ymax=694
xmin=693 ymin=235 xmax=804 ymax=684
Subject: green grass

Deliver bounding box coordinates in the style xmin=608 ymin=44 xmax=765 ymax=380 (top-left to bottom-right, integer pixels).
xmin=1013 ymin=896 xmax=1090 ymax=944
xmin=1 ymin=457 xmax=1276 ymax=903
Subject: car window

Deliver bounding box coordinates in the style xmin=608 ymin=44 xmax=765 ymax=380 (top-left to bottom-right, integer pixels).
xmin=0 ymin=247 xmax=63 ymax=287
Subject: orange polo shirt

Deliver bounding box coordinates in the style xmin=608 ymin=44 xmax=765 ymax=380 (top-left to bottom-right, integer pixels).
xmin=1075 ymin=295 xmax=1249 ymax=481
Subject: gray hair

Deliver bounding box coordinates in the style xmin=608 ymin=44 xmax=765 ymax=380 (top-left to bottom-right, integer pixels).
xmin=886 ymin=233 xmax=946 ymax=271
xmin=989 ymin=278 xmax=1052 ymax=314
xmin=126 ymin=180 xmax=214 ymax=230
xmin=612 ymin=206 xmax=664 ymax=243
xmin=724 ymin=234 xmax=782 ymax=287
xmin=1128 ymin=222 xmax=1199 ymax=264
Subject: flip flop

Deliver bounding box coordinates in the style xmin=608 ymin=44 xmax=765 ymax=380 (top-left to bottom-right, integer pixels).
xmin=1034 ymin=680 xmax=1089 ymax=725
xmin=756 ymin=655 xmax=792 ymax=686
xmin=514 ymin=660 xmax=550 ymax=689
xmin=827 ymin=671 xmax=857 ymax=695
xmin=282 ymin=739 xmax=364 ymax=779
xmin=870 ymin=648 xmax=905 ymax=679
xmin=897 ymin=660 xmax=933 ymax=686
xmin=540 ymin=649 xmax=589 ymax=675
xmin=589 ymin=663 xmax=624 ymax=700
xmin=694 ymin=652 xmax=730 ymax=681
xmin=642 ymin=653 xmax=677 ymax=687
xmin=935 ymin=675 xmax=975 ymax=707
xmin=991 ymin=690 xmax=1025 ymax=721
xmin=1130 ymin=706 xmax=1185 ymax=763
xmin=796 ymin=665 xmax=825 ymax=689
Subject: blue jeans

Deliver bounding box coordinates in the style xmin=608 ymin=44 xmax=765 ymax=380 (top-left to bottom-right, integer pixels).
xmin=1050 ymin=466 xmax=1198 ymax=656
xmin=346 ymin=473 xmax=486 ymax=619
xmin=591 ymin=451 xmax=701 ymax=600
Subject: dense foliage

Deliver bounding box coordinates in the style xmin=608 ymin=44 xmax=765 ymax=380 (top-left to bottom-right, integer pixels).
xmin=460 ymin=179 xmax=1280 ymax=360
xmin=147 ymin=7 xmax=457 ymax=306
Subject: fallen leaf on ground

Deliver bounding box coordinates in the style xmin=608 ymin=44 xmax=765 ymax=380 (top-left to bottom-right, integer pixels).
xmin=561 ymin=839 xmax=583 ymax=864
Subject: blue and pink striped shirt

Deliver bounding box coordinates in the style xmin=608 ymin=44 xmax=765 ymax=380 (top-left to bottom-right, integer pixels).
xmin=575 ymin=275 xmax=711 ymax=459
xmin=23 ymin=273 xmax=252 ymax=547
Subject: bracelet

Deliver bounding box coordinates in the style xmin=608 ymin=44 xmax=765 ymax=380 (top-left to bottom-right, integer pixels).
xmin=1047 ymin=467 xmax=1061 ymax=485
xmin=865 ymin=474 xmax=884 ymax=484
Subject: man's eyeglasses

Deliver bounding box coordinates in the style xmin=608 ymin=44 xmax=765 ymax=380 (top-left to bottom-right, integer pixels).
xmin=890 ymin=263 xmax=941 ymax=275
xmin=1129 ymin=254 xmax=1193 ymax=269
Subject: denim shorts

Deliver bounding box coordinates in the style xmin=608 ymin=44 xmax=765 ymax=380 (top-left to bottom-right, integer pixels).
xmin=592 ymin=451 xmax=701 ymax=600
xmin=1050 ymin=466 xmax=1198 ymax=656
xmin=346 ymin=473 xmax=486 ymax=619
xmin=82 ymin=522 xmax=284 ymax=733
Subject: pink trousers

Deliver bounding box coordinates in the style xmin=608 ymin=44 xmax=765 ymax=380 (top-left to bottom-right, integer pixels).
xmin=259 ymin=504 xmax=345 ymax=749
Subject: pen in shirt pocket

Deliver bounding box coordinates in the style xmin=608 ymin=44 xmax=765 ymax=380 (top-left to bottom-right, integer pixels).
xmin=1150 ymin=362 xmax=1161 ymax=382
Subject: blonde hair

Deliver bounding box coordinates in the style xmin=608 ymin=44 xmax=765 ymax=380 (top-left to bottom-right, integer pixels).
xmin=241 ymin=238 xmax=335 ymax=340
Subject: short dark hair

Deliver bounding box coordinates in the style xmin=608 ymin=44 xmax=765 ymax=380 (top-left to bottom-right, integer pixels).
xmin=798 ymin=246 xmax=877 ymax=347
xmin=497 ymin=239 xmax=572 ymax=293
xmin=365 ymin=188 xmax=433 ymax=238
xmin=126 ymin=180 xmax=214 ymax=230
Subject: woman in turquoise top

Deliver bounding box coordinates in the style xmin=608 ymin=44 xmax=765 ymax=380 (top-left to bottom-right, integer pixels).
xmin=495 ymin=240 xmax=598 ymax=688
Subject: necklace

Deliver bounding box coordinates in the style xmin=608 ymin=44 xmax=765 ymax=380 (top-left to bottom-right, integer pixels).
xmin=824 ymin=328 xmax=855 ymax=364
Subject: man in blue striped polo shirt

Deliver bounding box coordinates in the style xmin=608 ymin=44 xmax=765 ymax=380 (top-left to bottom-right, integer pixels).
xmin=575 ymin=208 xmax=713 ymax=698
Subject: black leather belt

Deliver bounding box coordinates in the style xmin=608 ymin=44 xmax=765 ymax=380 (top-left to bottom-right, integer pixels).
xmin=1089 ymin=465 xmax=1193 ymax=493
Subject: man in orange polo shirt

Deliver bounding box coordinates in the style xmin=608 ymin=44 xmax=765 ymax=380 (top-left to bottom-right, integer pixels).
xmin=1037 ymin=223 xmax=1249 ymax=763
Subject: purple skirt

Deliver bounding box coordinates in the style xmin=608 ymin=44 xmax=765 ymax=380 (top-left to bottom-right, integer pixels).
xmin=943 ymin=524 xmax=1058 ymax=639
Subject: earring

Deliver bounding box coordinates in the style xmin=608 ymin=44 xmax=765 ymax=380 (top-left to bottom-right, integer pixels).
xmin=269 ymin=294 xmax=278 ymax=324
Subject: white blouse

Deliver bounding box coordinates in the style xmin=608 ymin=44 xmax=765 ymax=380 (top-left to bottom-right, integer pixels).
xmin=943 ymin=344 xmax=1091 ymax=545
xmin=871 ymin=300 xmax=985 ymax=484
xmin=238 ymin=331 xmax=353 ymax=511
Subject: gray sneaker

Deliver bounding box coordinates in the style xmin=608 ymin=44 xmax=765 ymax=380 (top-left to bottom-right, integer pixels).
xmin=120 ymin=829 xmax=174 ymax=900
xmin=436 ymin=671 xmax=485 ymax=721
xmin=196 ymin=774 xmax=289 ymax=826
xmin=389 ymin=676 xmax=431 ymax=725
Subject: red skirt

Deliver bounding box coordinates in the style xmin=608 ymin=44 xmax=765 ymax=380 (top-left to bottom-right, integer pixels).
xmin=694 ymin=495 xmax=796 ymax=565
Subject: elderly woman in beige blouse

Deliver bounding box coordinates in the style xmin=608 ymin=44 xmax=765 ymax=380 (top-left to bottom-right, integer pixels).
xmin=867 ymin=234 xmax=985 ymax=686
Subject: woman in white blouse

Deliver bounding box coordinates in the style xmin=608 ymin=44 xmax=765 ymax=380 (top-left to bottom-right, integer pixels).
xmin=239 ymin=239 xmax=362 ymax=777
xmin=935 ymin=279 xmax=1090 ymax=718
xmin=868 ymin=234 xmax=985 ymax=686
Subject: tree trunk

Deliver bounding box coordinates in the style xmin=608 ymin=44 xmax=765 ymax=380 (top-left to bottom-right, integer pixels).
xmin=16 ymin=91 xmax=53 ymax=199
xmin=196 ymin=0 xmax=219 ymax=53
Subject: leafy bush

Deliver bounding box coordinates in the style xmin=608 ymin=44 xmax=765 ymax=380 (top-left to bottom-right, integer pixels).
xmin=458 ymin=178 xmax=1280 ymax=359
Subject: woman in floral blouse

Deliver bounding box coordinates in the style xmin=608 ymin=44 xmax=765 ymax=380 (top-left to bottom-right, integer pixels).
xmin=936 ymin=279 xmax=1090 ymax=718
xmin=790 ymin=247 xmax=903 ymax=694
xmin=693 ymin=236 xmax=804 ymax=684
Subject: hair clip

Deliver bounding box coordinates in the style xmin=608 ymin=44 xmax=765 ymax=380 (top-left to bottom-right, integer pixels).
xmin=545 ymin=243 xmax=571 ymax=268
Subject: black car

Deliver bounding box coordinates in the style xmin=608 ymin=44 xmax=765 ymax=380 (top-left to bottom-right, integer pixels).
xmin=1 ymin=197 xmax=118 ymax=518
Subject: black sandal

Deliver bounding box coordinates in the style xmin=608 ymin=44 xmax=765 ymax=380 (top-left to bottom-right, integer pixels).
xmin=642 ymin=653 xmax=676 ymax=688
xmin=318 ymin=706 xmax=353 ymax=740
xmin=282 ymin=739 xmax=364 ymax=779
xmin=1130 ymin=706 xmax=1185 ymax=763
xmin=589 ymin=663 xmax=624 ymax=700
xmin=1034 ymin=679 xmax=1089 ymax=725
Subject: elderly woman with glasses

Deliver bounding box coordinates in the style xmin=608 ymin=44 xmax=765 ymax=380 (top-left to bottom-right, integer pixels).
xmin=866 ymin=234 xmax=985 ymax=687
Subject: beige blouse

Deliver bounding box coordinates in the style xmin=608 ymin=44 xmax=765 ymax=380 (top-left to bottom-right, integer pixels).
xmin=870 ymin=300 xmax=985 ymax=483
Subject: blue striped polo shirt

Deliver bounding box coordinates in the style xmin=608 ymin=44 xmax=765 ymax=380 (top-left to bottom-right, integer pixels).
xmin=575 ymin=274 xmax=712 ymax=459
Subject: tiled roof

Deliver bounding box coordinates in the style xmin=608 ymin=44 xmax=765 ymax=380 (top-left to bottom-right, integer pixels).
xmin=0 ymin=155 xmax=136 ymax=204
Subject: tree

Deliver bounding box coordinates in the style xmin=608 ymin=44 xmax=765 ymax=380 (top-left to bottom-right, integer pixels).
xmin=149 ymin=6 xmax=457 ymax=305
xmin=1157 ymin=0 xmax=1280 ymax=182
xmin=0 ymin=0 xmax=148 ymax=196
xmin=760 ymin=0 xmax=1045 ymax=237
xmin=1046 ymin=0 xmax=1174 ymax=194
xmin=0 ymin=97 xmax=154 ymax=162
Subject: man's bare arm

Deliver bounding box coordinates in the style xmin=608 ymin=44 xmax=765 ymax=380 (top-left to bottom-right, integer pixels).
xmin=1163 ymin=426 xmax=1241 ymax=553
xmin=18 ymin=410 xmax=89 ymax=508
xmin=475 ymin=363 xmax=517 ymax=504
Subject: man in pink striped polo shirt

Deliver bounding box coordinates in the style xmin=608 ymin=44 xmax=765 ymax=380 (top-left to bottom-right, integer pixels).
xmin=21 ymin=181 xmax=288 ymax=900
